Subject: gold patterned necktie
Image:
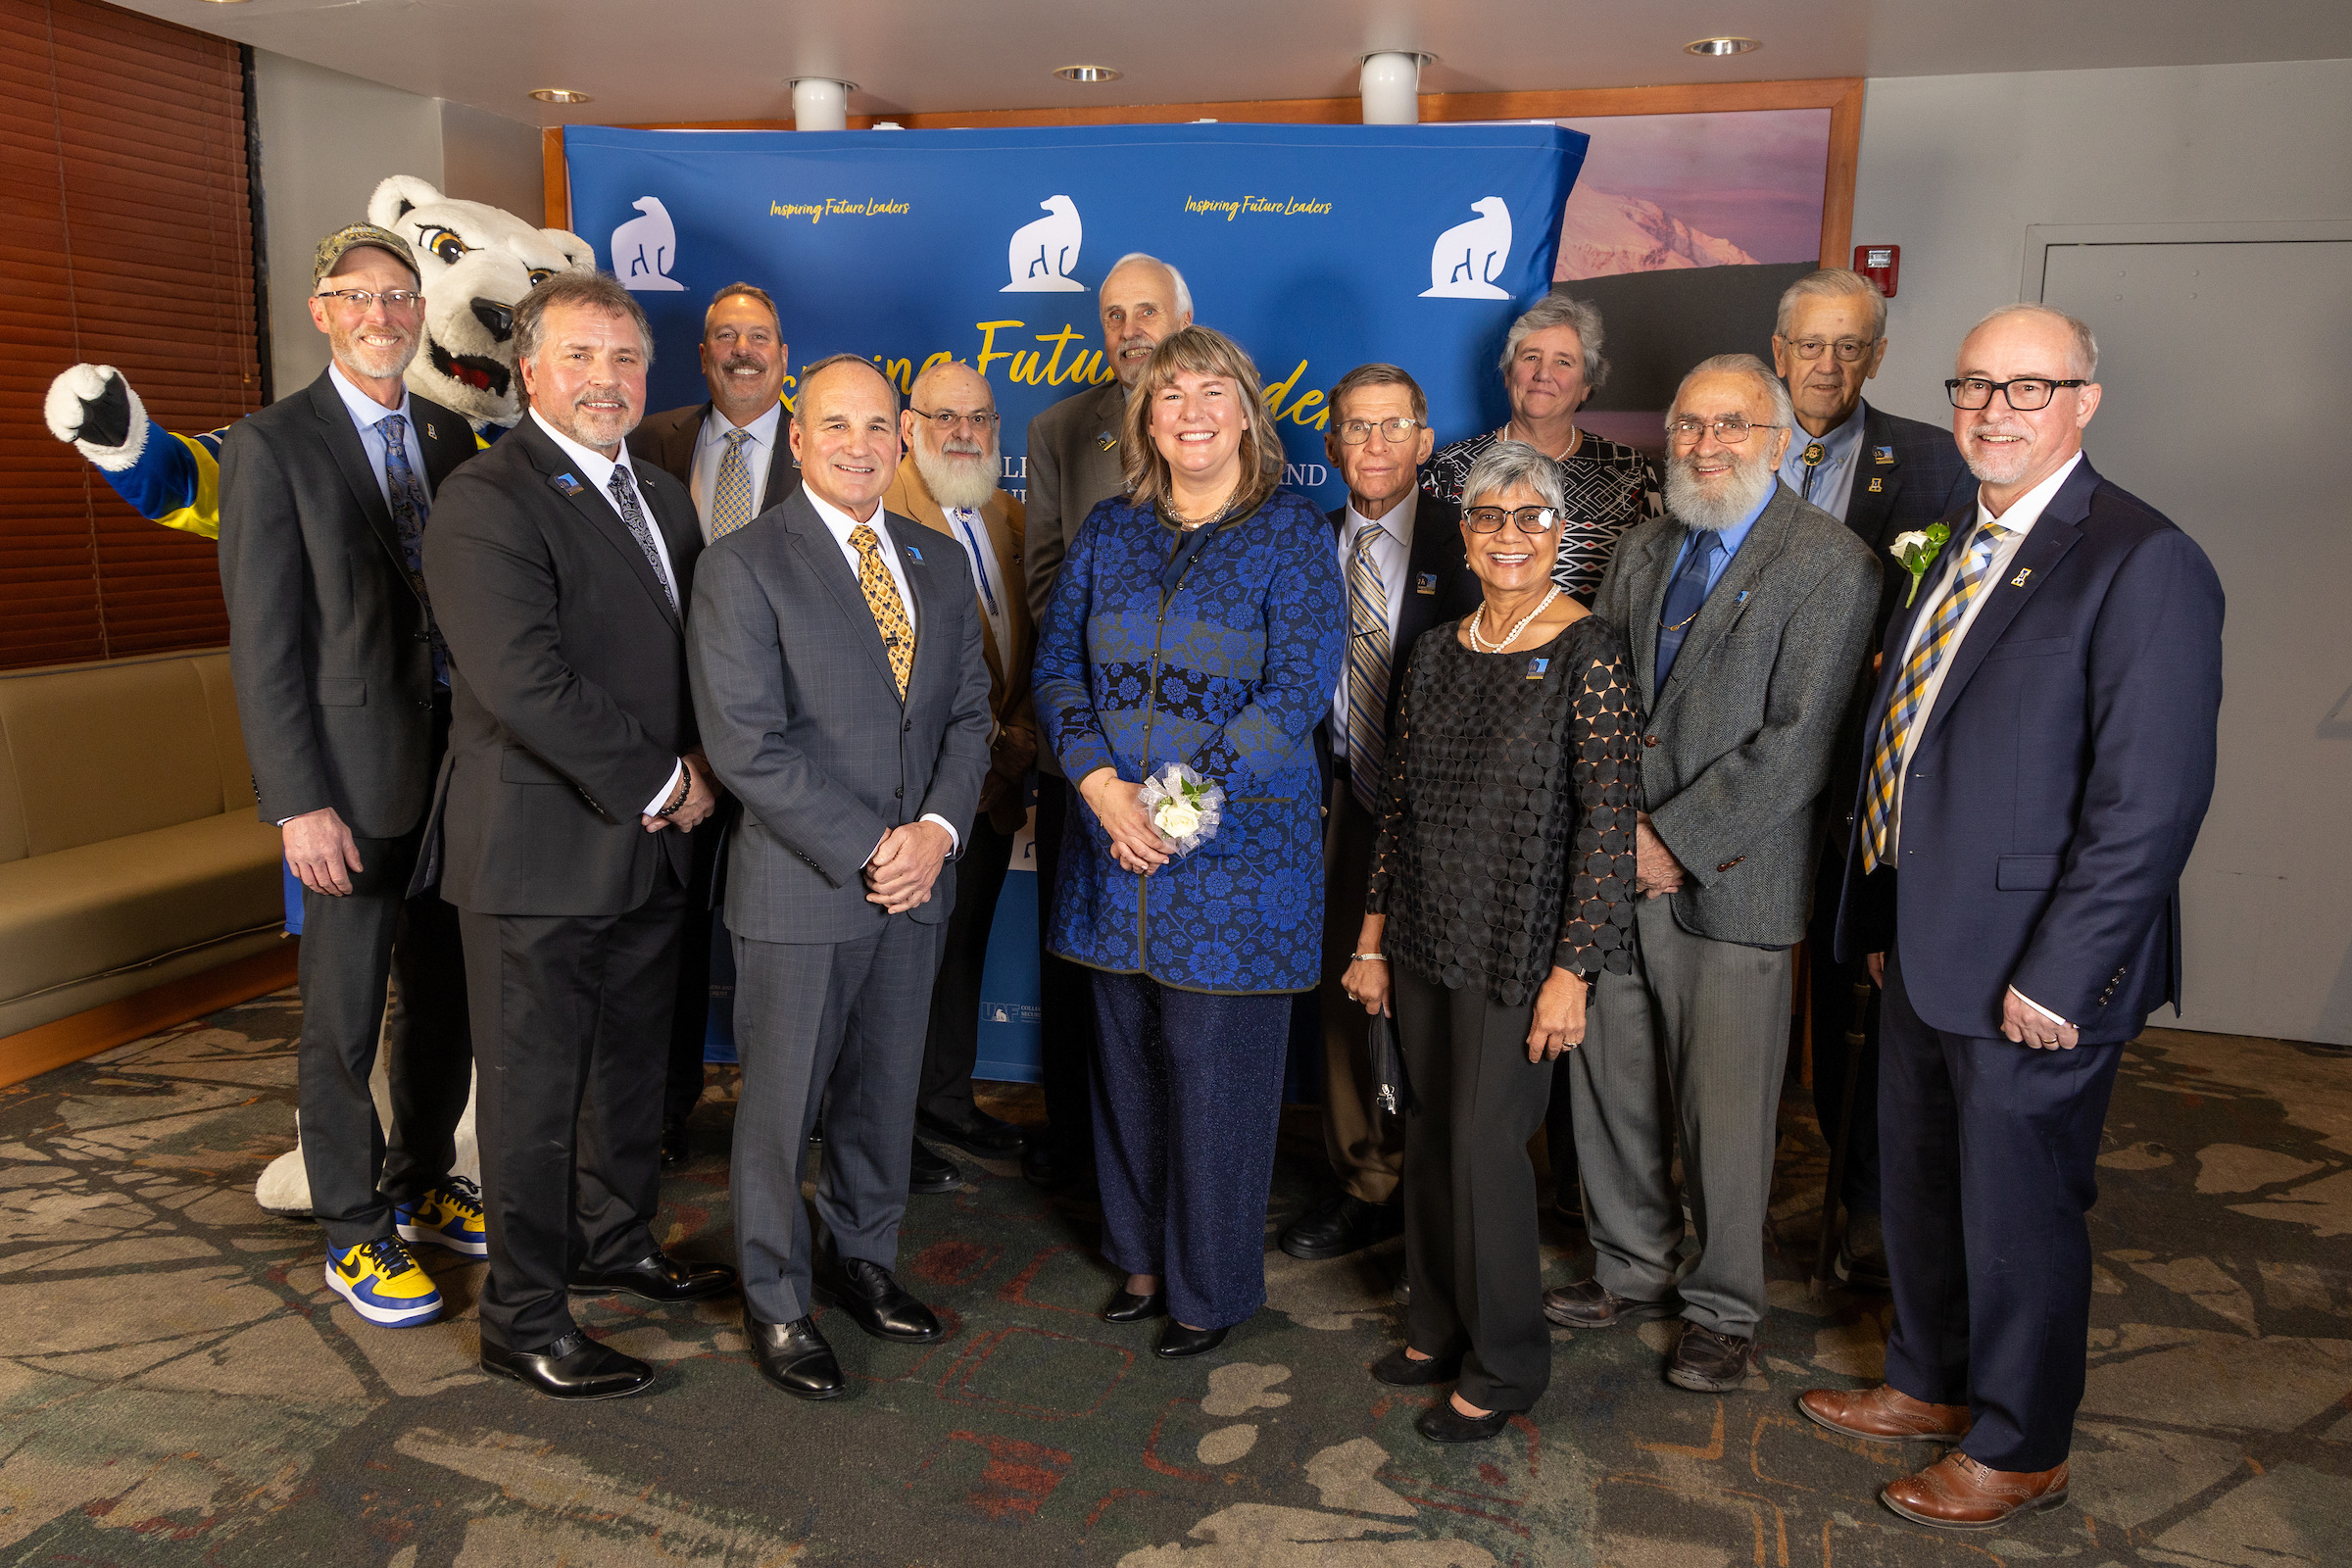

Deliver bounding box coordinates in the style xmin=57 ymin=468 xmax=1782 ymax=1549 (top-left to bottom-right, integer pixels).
xmin=710 ymin=427 xmax=756 ymax=538
xmin=850 ymin=522 xmax=913 ymax=698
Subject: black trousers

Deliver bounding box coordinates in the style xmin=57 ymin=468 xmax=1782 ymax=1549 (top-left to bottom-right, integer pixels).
xmin=1033 ymin=778 xmax=1097 ymax=1162
xmin=463 ymin=863 xmax=686 ymax=1352
xmin=297 ymin=701 xmax=469 ymax=1252
xmin=1807 ymin=846 xmax=1883 ymax=1214
xmin=916 ymin=812 xmax=1016 ymax=1125
xmin=1395 ymin=963 xmax=1555 ymax=1414
xmin=662 ymin=824 xmax=723 ymax=1125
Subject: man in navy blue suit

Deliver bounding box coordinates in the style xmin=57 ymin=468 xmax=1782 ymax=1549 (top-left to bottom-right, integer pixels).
xmin=1799 ymin=305 xmax=2224 ymax=1531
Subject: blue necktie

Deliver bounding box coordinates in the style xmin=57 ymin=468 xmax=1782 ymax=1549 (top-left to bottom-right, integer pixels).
xmin=379 ymin=414 xmax=447 ymax=686
xmin=1652 ymin=531 xmax=1723 ymax=692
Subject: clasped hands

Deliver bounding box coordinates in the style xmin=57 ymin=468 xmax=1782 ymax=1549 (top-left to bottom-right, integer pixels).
xmin=1078 ymin=767 xmax=1173 ymax=876
xmin=1633 ymin=810 xmax=1686 ymax=900
xmin=864 ymin=819 xmax=952 ymax=913
xmin=640 ymin=750 xmax=717 ymax=834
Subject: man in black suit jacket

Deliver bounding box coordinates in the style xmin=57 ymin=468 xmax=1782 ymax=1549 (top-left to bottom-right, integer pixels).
xmin=1802 ymin=305 xmax=2224 ymax=1530
xmin=1278 ymin=366 xmax=1480 ymax=1264
xmin=422 ymin=274 xmax=737 ymax=1401
xmin=1769 ymin=269 xmax=1980 ymax=1291
xmin=218 ymin=224 xmax=481 ymax=1333
xmin=626 ymin=280 xmax=797 ymax=1169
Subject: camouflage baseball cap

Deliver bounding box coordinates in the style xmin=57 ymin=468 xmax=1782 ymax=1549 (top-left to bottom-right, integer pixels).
xmin=313 ymin=222 xmax=420 ymax=288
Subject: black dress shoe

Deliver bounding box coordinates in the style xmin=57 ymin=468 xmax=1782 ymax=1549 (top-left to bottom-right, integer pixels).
xmin=1154 ymin=1321 xmax=1228 ymax=1359
xmin=1020 ymin=1138 xmax=1090 ymax=1191
xmin=909 ymin=1140 xmax=961 ymax=1196
xmin=817 ymin=1257 xmax=945 ymax=1343
xmin=1372 ymin=1346 xmax=1463 ymax=1387
xmin=481 ymin=1331 xmax=655 ymax=1399
xmin=917 ymin=1108 xmax=1027 ymax=1158
xmin=1279 ymin=1192 xmax=1405 ymax=1260
xmin=570 ymin=1250 xmax=739 ymax=1302
xmin=748 ymin=1315 xmax=847 ymax=1400
xmin=660 ymin=1118 xmax=690 ymax=1171
xmin=1102 ymin=1289 xmax=1167 ymax=1323
xmin=1415 ymin=1398 xmax=1513 ymax=1444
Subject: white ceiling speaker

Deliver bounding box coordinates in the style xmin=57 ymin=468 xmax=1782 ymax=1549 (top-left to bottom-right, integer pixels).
xmin=790 ymin=77 xmax=856 ymax=131
xmin=1358 ymin=51 xmax=1432 ymax=125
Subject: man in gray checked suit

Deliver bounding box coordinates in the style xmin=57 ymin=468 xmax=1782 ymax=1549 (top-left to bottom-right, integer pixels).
xmin=1548 ymin=354 xmax=1878 ymax=1394
xmin=690 ymin=355 xmax=994 ymax=1400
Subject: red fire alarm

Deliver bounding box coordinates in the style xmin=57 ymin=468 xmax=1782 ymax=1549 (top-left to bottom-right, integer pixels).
xmin=1854 ymin=244 xmax=1900 ymax=299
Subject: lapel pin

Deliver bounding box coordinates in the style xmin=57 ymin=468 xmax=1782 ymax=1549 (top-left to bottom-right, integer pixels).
xmin=1873 ymin=445 xmax=1895 ymax=464
xmin=1415 ymin=571 xmax=1438 ymax=595
xmin=550 ymin=472 xmax=583 ymax=496
xmin=1736 ymin=589 xmax=1750 ymax=604
xmin=906 ymin=544 xmax=924 ymax=563
xmin=1098 ymin=432 xmax=1118 ymax=452
xmin=424 ymin=422 xmax=437 ymax=440
xmin=2010 ymin=566 xmax=2034 ymax=587
xmin=1868 ymin=477 xmax=1885 ymax=492
xmin=1525 ymin=656 xmax=1549 ymax=681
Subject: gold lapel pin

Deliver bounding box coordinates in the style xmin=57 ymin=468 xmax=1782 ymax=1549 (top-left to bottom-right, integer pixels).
xmin=2010 ymin=567 xmax=2034 ymax=587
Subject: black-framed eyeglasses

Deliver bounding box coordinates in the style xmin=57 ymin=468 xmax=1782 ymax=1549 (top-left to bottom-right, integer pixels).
xmin=1666 ymin=416 xmax=1783 ymax=444
xmin=1463 ymin=505 xmax=1558 ymax=534
xmin=315 ymin=288 xmax=422 ymax=313
xmin=1335 ymin=416 xmax=1421 ymax=445
xmin=1782 ymin=336 xmax=1879 ymax=363
xmin=1945 ymin=376 xmax=2087 ymax=412
xmin=909 ymin=407 xmax=1001 ymax=432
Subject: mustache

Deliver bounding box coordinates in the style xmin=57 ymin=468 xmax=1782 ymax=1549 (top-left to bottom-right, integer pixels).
xmin=1967 ymin=419 xmax=2030 ymax=441
xmin=570 ymin=384 xmax=635 ymax=412
xmin=720 ymin=354 xmax=766 ymax=373
xmin=939 ymin=440 xmax=986 ymax=459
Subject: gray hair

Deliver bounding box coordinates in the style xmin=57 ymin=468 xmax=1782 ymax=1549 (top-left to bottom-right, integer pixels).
xmin=1107 ymin=251 xmax=1193 ymax=317
xmin=705 ymin=280 xmax=780 ymax=337
xmin=1497 ymin=292 xmax=1609 ymax=392
xmin=1775 ymin=269 xmax=1887 ymax=340
xmin=1669 ymin=352 xmax=1796 ymax=430
xmin=1459 ymin=438 xmax=1568 ymax=514
xmin=514 ymin=272 xmax=655 ymax=368
xmin=792 ymin=352 xmax=903 ymax=424
xmin=1967 ymin=303 xmax=2100 ymax=379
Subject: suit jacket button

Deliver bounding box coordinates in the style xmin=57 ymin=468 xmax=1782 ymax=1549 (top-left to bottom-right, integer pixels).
xmin=904 ymin=720 xmax=912 ymax=732
xmin=1644 ymin=734 xmax=1659 ymax=748
xmin=895 ymin=786 xmax=905 ymax=798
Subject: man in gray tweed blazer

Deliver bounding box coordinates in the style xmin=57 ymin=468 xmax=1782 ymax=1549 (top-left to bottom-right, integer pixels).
xmin=689 ymin=356 xmax=993 ymax=1401
xmin=1547 ymin=354 xmax=1878 ymax=1393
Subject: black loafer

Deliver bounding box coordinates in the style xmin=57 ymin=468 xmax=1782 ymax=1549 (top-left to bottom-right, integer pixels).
xmin=749 ymin=1315 xmax=847 ymax=1400
xmin=1102 ymin=1289 xmax=1167 ymax=1323
xmin=1279 ymin=1193 xmax=1404 ymax=1261
xmin=917 ymin=1108 xmax=1027 ymax=1158
xmin=1154 ymin=1321 xmax=1227 ymax=1359
xmin=660 ymin=1117 xmax=690 ymax=1172
xmin=569 ymin=1250 xmax=739 ymax=1302
xmin=1372 ymin=1346 xmax=1463 ymax=1387
xmin=817 ymin=1257 xmax=945 ymax=1344
xmin=909 ymin=1140 xmax=961 ymax=1196
xmin=1416 ymin=1398 xmax=1512 ymax=1445
xmin=481 ymin=1331 xmax=654 ymax=1399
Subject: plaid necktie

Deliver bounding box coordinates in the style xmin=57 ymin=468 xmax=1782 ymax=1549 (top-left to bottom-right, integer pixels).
xmin=851 ymin=522 xmax=913 ymax=698
xmin=1860 ymin=519 xmax=2012 ymax=871
xmin=1344 ymin=523 xmax=1393 ymax=815
xmin=710 ymin=427 xmax=756 ymax=538
xmin=378 ymin=414 xmax=447 ymax=684
xmin=606 ymin=464 xmax=677 ymax=610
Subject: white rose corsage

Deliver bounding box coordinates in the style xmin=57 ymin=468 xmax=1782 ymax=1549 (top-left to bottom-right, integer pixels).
xmin=1136 ymin=762 xmax=1224 ymax=858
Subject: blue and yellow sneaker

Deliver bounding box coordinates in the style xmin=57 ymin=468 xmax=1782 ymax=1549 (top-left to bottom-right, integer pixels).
xmin=325 ymin=1236 xmax=444 ymax=1327
xmin=395 ymin=1176 xmax=489 ymax=1258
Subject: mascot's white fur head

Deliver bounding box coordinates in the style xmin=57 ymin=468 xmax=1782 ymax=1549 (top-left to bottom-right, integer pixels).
xmin=368 ymin=175 xmax=596 ymax=428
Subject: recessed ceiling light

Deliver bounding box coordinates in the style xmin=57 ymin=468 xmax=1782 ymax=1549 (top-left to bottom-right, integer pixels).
xmin=1685 ymin=36 xmax=1761 ymax=56
xmin=529 ymin=87 xmax=593 ymax=104
xmin=1054 ymin=65 xmax=1123 ymax=83
xmin=196 ymin=0 xmax=251 ymax=6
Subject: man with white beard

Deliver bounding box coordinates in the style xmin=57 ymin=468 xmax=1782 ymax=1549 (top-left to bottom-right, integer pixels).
xmin=880 ymin=362 xmax=1038 ymax=1192
xmin=1546 ymin=354 xmax=1879 ymax=1395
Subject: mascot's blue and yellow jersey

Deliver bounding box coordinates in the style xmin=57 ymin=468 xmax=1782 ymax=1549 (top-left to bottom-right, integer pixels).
xmin=107 ymin=421 xmax=500 ymax=539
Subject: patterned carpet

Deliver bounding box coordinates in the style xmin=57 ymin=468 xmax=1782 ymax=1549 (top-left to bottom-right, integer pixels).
xmin=4 ymin=985 xmax=2348 ymax=1566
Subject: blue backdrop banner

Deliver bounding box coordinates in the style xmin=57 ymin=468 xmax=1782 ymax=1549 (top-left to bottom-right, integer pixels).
xmin=565 ymin=122 xmax=1587 ymax=512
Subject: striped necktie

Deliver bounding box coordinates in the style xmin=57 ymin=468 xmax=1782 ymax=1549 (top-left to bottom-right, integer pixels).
xmin=851 ymin=522 xmax=913 ymax=699
xmin=710 ymin=427 xmax=756 ymax=538
xmin=1859 ymin=519 xmax=2012 ymax=871
xmin=1345 ymin=523 xmax=1393 ymax=815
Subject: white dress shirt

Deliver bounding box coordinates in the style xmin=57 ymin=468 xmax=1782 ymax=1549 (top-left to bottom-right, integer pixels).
xmin=1329 ymin=488 xmax=1415 ymax=760
xmin=686 ymin=402 xmax=783 ymax=544
xmin=944 ymin=504 xmax=1010 ymax=677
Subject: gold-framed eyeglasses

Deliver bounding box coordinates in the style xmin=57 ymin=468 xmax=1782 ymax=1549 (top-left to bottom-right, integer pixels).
xmin=1783 ymin=336 xmax=1879 ymax=363
xmin=1335 ymin=416 xmax=1422 ymax=445
xmin=1667 ymin=416 xmax=1783 ymax=444
xmin=1944 ymin=376 xmax=2087 ymax=412
xmin=1463 ymin=505 xmax=1558 ymax=534
xmin=314 ymin=288 xmax=422 ymax=313
xmin=909 ymin=407 xmax=1001 ymax=432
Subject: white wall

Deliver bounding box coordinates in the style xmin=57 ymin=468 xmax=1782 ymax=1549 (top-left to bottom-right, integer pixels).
xmin=1851 ymin=58 xmax=2352 ymax=420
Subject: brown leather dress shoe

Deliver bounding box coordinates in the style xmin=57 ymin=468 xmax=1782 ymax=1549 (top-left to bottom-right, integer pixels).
xmin=1882 ymin=1452 xmax=2069 ymax=1531
xmin=1798 ymin=1384 xmax=1972 ymax=1444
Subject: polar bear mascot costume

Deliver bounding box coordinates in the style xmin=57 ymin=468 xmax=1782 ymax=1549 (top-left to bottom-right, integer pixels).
xmin=42 ymin=177 xmax=596 ymax=1216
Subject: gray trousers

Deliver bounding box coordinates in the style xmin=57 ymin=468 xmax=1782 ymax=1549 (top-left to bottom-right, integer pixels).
xmin=732 ymin=916 xmax=946 ymax=1324
xmin=1569 ymin=896 xmax=1792 ymax=1338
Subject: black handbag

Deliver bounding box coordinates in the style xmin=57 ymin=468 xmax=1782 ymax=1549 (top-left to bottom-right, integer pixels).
xmin=1370 ymin=1009 xmax=1412 ymax=1116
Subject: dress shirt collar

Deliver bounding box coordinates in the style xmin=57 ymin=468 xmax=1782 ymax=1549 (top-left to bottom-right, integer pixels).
xmin=1974 ymin=450 xmax=2084 ymax=539
xmin=802 ymin=484 xmax=888 ymax=540
xmin=701 ymin=400 xmax=781 ymax=450
xmin=1344 ymin=487 xmax=1416 ymax=551
xmin=327 ymin=360 xmax=411 ymax=432
xmin=530 ymin=407 xmax=640 ymax=497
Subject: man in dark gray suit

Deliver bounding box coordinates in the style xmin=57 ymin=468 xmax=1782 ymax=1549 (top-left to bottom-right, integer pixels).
xmin=1548 ymin=354 xmax=1878 ymax=1393
xmin=690 ymin=355 xmax=993 ymax=1400
xmin=1019 ymin=252 xmax=1192 ymax=1188
xmin=219 ymin=223 xmax=480 ymax=1333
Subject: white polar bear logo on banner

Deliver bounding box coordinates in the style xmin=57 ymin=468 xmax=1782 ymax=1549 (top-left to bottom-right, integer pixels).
xmin=612 ymin=196 xmax=686 ymax=290
xmin=1003 ymin=195 xmax=1086 ymax=292
xmin=1421 ymin=197 xmax=1514 ymax=299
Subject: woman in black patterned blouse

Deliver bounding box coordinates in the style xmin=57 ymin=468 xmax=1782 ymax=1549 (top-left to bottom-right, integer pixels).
xmin=1345 ymin=440 xmax=1642 ymax=1446
xmin=1422 ymin=293 xmax=1663 ymax=605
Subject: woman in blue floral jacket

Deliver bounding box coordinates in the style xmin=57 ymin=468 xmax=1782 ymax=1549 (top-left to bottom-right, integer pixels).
xmin=1034 ymin=325 xmax=1343 ymax=1358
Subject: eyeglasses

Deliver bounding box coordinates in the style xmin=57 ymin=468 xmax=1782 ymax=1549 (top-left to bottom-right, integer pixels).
xmin=1463 ymin=506 xmax=1558 ymax=534
xmin=1945 ymin=376 xmax=2087 ymax=412
xmin=1335 ymin=416 xmax=1422 ymax=445
xmin=1782 ymin=336 xmax=1879 ymax=363
xmin=314 ymin=288 xmax=422 ymax=313
xmin=909 ymin=407 xmax=1001 ymax=433
xmin=1666 ymin=416 xmax=1784 ymax=444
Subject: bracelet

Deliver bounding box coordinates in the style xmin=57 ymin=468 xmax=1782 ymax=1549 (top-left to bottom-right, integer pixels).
xmin=656 ymin=760 xmax=689 ymax=818
xmin=1349 ymin=953 xmax=1387 ymax=962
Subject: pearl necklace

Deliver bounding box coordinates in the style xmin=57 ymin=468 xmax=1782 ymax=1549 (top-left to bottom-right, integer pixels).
xmin=1469 ymin=585 xmax=1562 ymax=653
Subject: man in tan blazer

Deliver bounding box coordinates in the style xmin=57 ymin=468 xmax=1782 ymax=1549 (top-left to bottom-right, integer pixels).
xmin=882 ymin=361 xmax=1038 ymax=1187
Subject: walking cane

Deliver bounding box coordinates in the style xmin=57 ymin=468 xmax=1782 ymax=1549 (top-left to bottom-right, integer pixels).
xmin=1809 ymin=976 xmax=1874 ymax=1299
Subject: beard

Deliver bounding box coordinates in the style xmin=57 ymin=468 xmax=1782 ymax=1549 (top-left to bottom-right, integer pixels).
xmin=1961 ymin=417 xmax=2036 ymax=486
xmin=331 ymin=320 xmax=418 ymax=382
xmin=560 ymin=382 xmax=638 ymax=449
xmin=1663 ymin=444 xmax=1776 ymax=532
xmin=914 ymin=435 xmax=1001 ymax=512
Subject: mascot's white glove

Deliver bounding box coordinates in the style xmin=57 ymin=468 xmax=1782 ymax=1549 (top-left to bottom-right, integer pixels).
xmin=44 ymin=364 xmax=151 ymax=471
